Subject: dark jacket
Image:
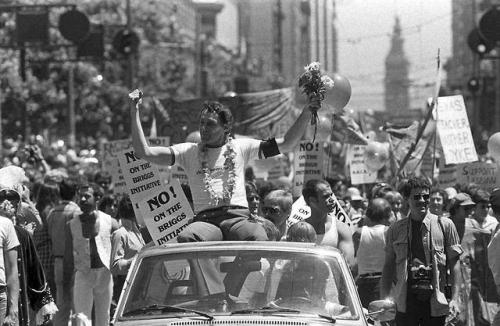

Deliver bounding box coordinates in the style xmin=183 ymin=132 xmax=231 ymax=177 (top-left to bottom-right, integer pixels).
xmin=15 ymin=225 xmax=53 ymax=326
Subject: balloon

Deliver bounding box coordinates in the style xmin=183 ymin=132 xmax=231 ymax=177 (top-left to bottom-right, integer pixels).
xmin=317 ymin=114 xmax=332 ymax=140
xmin=488 ymin=132 xmax=500 ymax=161
xmin=185 ymin=130 xmax=201 ymax=143
xmin=364 ymin=141 xmax=389 ymax=172
xmin=324 ymin=73 xmax=352 ymax=112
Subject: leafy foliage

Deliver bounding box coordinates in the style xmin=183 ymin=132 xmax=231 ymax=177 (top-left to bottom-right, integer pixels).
xmin=0 ymin=0 xmax=194 ymax=146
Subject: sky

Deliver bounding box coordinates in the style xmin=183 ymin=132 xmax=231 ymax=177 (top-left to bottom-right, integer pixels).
xmin=336 ymin=0 xmax=452 ymax=112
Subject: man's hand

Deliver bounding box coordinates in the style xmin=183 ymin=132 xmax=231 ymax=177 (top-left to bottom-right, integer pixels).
xmin=307 ymin=94 xmax=321 ymax=112
xmin=128 ymin=89 xmax=143 ymax=106
xmin=4 ymin=309 xmax=18 ymax=326
xmin=448 ymin=299 xmax=460 ymax=320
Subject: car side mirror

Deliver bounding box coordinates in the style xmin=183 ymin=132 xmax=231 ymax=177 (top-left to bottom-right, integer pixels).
xmin=366 ymin=299 xmax=396 ymax=322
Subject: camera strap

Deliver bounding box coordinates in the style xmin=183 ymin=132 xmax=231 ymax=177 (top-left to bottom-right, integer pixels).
xmin=407 ymin=217 xmax=430 ymax=266
xmin=437 ymin=216 xmax=450 ymax=286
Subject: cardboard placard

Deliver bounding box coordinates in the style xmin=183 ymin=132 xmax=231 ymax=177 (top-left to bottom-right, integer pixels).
xmin=137 ymin=179 xmax=193 ymax=246
xmin=347 ymin=145 xmax=377 ymax=185
xmin=456 ymin=162 xmax=500 ymax=192
xmin=435 ymin=95 xmax=477 ymax=164
xmin=292 ymin=141 xmax=324 ymax=197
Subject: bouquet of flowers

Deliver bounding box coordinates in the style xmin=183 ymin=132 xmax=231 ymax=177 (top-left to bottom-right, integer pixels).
xmin=298 ymin=62 xmax=335 ymax=140
xmin=298 ymin=62 xmax=335 ymax=102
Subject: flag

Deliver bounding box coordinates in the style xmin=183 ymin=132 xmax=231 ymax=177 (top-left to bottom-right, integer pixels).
xmin=149 ymin=110 xmax=157 ymax=137
xmin=330 ymin=114 xmax=368 ymax=145
xmin=152 ymin=97 xmax=170 ymax=123
xmin=384 ymin=121 xmax=432 ymax=176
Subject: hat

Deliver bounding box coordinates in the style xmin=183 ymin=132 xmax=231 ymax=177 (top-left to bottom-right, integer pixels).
xmin=454 ymin=193 xmax=475 ymax=206
xmin=346 ymin=187 xmax=363 ymax=201
xmin=444 ymin=187 xmax=457 ymax=200
xmin=490 ymin=188 xmax=500 ymax=208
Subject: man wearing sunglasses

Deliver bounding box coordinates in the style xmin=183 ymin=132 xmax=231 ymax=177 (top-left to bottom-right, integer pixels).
xmin=380 ymin=177 xmax=462 ymax=326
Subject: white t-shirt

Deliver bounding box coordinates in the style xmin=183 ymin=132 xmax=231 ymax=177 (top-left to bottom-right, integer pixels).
xmin=0 ymin=216 xmax=20 ymax=286
xmin=171 ymin=138 xmax=261 ymax=214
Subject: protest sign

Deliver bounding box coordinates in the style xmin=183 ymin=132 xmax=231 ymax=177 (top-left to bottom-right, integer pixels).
xmin=109 ymin=158 xmax=127 ymax=195
xmin=117 ymin=150 xmax=164 ymax=201
xmin=102 ymin=137 xmax=170 ymax=191
xmin=347 ymin=145 xmax=377 ymax=185
xmin=456 ymin=162 xmax=500 ymax=192
xmin=287 ymin=196 xmax=310 ymax=227
xmin=137 ymin=178 xmax=193 ymax=246
xmin=287 ymin=194 xmax=351 ymax=228
xmin=117 ymin=150 xmax=165 ymax=226
xmin=435 ymin=95 xmax=477 ymax=164
xmin=292 ymin=141 xmax=324 ymax=197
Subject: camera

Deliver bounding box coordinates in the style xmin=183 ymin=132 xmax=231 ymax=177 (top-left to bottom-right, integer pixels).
xmin=408 ymin=264 xmax=433 ymax=300
xmin=23 ymin=145 xmax=38 ymax=163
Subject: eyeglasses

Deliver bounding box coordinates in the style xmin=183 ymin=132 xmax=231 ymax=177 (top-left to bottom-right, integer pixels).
xmin=262 ymin=206 xmax=280 ymax=215
xmin=0 ymin=190 xmax=19 ymax=203
xmin=413 ymin=194 xmax=430 ymax=201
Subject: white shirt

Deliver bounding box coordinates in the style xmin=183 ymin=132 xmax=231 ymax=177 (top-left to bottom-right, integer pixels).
xmin=488 ymin=228 xmax=500 ymax=285
xmin=171 ymin=138 xmax=261 ymax=214
xmin=357 ymin=224 xmax=387 ymax=275
xmin=0 ymin=216 xmax=19 ymax=286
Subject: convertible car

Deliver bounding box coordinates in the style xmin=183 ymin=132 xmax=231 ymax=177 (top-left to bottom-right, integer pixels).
xmin=113 ymin=241 xmax=394 ymax=326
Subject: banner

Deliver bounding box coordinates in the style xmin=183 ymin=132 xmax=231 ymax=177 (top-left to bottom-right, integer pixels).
xmin=347 ymin=145 xmax=377 ymax=185
xmin=137 ymin=179 xmax=193 ymax=246
xmin=292 ymin=141 xmax=324 ymax=197
xmin=435 ymin=95 xmax=477 ymax=164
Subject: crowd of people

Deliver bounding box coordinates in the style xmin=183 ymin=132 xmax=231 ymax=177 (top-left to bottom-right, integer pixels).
xmin=0 ymin=91 xmax=497 ymax=326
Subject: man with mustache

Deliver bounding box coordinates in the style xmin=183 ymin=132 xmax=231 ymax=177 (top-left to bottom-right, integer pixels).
xmin=301 ymin=179 xmax=354 ymax=267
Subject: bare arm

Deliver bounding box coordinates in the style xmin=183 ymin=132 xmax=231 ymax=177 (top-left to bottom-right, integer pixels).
xmin=336 ymin=220 xmax=355 ymax=268
xmin=449 ymin=254 xmax=461 ymax=301
xmin=4 ymin=248 xmax=19 ymax=324
xmin=129 ymin=90 xmax=174 ymax=166
xmin=275 ymin=97 xmax=318 ymax=154
xmin=380 ymin=250 xmax=396 ymax=299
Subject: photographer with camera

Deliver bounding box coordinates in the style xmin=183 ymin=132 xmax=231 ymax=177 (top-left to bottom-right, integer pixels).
xmin=380 ymin=177 xmax=463 ymax=326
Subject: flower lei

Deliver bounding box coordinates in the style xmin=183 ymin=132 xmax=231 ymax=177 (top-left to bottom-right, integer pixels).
xmin=298 ymin=62 xmax=334 ymax=141
xmin=199 ymin=137 xmax=237 ymax=206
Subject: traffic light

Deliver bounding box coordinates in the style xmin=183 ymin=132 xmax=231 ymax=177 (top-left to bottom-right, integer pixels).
xmin=479 ymin=6 xmax=500 ymax=42
xmin=467 ymin=77 xmax=480 ymax=93
xmin=58 ymin=9 xmax=90 ymax=43
xmin=112 ymin=29 xmax=140 ymax=55
xmin=467 ymin=28 xmax=494 ymax=55
xmin=16 ymin=8 xmax=49 ymax=44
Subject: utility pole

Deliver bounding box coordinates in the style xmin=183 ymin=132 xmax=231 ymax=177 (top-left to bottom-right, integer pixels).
xmin=68 ymin=64 xmax=75 ymax=148
xmin=0 ymin=83 xmax=3 ymax=157
xmin=19 ymin=47 xmax=30 ymax=140
xmin=126 ymin=0 xmax=133 ymax=89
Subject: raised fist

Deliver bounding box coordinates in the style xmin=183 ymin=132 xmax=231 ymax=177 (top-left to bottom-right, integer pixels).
xmin=128 ymin=89 xmax=143 ymax=105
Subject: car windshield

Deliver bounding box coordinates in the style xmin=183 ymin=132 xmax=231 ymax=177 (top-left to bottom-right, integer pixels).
xmin=121 ymin=248 xmax=359 ymax=320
